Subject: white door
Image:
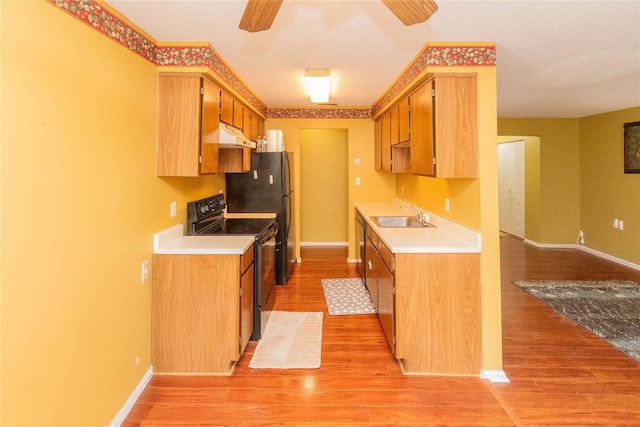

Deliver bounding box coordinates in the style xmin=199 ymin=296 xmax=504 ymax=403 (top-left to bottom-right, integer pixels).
xmin=498 ymin=141 xmax=525 ymax=238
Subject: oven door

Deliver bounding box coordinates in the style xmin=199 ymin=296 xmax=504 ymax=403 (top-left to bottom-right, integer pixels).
xmin=254 ymin=223 xmax=277 ymax=340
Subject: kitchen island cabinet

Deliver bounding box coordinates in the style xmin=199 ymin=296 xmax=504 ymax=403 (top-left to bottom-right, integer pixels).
xmin=355 ymin=202 xmax=481 ymax=376
xmin=152 ymin=244 xmax=254 ymax=374
xmin=395 ymin=251 xmax=481 ymax=375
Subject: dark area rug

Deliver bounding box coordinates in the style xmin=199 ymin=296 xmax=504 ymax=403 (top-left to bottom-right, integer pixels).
xmin=513 ymin=280 xmax=640 ymax=362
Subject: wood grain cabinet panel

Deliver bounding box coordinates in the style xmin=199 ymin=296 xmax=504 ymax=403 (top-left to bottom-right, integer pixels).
xmin=395 ymin=252 xmax=481 ymax=375
xmin=157 ymin=74 xmax=220 ymax=176
xmin=410 ymin=74 xmax=478 ymax=178
xmin=152 ymin=245 xmax=254 ymax=374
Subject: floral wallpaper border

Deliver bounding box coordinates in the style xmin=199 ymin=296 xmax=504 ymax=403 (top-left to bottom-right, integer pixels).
xmin=48 ymin=0 xmax=496 ymax=120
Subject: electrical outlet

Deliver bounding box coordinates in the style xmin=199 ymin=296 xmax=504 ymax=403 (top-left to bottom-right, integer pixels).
xmin=170 ymin=201 xmax=176 ymax=217
xmin=355 ymin=177 xmax=361 ymax=186
xmin=354 ymin=157 xmax=360 ymax=166
xmin=619 ymin=220 xmax=624 ymax=230
xmin=141 ymin=260 xmax=149 ymax=284
xmin=445 ymin=198 xmax=450 ymax=212
xmin=614 ymin=218 xmax=619 ymax=229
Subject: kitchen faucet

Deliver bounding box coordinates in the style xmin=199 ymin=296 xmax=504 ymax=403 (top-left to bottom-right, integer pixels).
xmin=400 ymin=205 xmax=431 ymax=226
xmin=400 ymin=205 xmax=422 ymax=222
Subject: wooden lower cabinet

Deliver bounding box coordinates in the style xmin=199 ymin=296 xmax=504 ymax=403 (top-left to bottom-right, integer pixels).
xmin=152 ymin=246 xmax=254 ymax=374
xmin=395 ymin=252 xmax=482 ymax=376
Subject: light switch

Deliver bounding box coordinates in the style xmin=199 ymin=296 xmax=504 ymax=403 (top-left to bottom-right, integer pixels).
xmin=354 ymin=157 xmax=360 ymax=166
xmin=355 ymin=177 xmax=361 ymax=186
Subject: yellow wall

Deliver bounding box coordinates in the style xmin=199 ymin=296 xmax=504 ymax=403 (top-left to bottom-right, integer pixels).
xmin=266 ymin=118 xmax=396 ymax=261
xmin=1 ymin=2 xmax=224 ymax=425
xmin=579 ymin=107 xmax=640 ymax=264
xmin=497 ymin=118 xmax=581 ymax=243
xmin=393 ymin=65 xmax=503 ymax=371
xmin=299 ymin=129 xmax=349 ymax=243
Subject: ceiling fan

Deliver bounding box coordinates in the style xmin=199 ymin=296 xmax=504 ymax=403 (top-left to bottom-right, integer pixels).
xmin=239 ymin=0 xmax=439 ymax=33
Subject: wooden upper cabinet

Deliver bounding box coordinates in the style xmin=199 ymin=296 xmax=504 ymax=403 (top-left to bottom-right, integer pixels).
xmin=398 ymin=96 xmax=410 ymax=144
xmin=380 ymin=112 xmax=392 ymax=171
xmin=390 ymin=106 xmax=399 ymax=145
xmin=157 ymin=74 xmax=220 ymax=177
xmin=233 ymin=100 xmax=243 ymax=129
xmin=250 ymin=113 xmax=260 ymax=141
xmin=242 ymin=108 xmax=251 ymax=139
xmin=200 ymin=78 xmax=220 ymax=174
xmin=410 ymin=74 xmax=478 ymax=178
xmin=409 ymin=81 xmax=435 ymax=176
xmin=374 ymin=117 xmax=382 ymax=171
xmin=221 ymin=90 xmax=245 ymax=131
xmin=220 ymin=90 xmax=234 ymax=125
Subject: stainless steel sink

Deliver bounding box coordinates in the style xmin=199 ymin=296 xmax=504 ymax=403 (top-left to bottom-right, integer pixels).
xmin=371 ymin=216 xmax=436 ymax=228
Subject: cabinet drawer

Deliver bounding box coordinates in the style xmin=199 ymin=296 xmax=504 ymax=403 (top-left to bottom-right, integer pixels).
xmin=241 ymin=245 xmax=254 ymax=274
xmin=366 ymin=228 xmax=379 ymax=248
xmin=378 ymin=240 xmax=393 ymax=272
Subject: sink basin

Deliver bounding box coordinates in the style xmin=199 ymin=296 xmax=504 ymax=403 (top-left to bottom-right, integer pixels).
xmin=371 ymin=216 xmax=436 ymax=228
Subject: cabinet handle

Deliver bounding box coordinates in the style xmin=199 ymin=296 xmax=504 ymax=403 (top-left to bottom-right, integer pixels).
xmin=368 ymin=260 xmax=373 ymax=270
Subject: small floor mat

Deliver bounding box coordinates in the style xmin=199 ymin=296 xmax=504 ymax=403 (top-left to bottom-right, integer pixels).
xmin=321 ymin=278 xmax=376 ymax=315
xmin=249 ymin=311 xmax=323 ymax=369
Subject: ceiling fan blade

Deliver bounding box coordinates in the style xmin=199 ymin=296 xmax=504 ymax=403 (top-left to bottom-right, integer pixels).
xmin=381 ymin=0 xmax=439 ymax=26
xmin=239 ymin=0 xmax=284 ymax=33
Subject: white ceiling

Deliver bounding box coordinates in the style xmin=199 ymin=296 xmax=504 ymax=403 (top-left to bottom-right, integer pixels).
xmin=107 ymin=0 xmax=640 ymax=118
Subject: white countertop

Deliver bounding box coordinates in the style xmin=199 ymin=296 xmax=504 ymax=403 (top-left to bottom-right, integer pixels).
xmin=355 ymin=200 xmax=481 ymax=254
xmin=154 ymin=224 xmax=254 ymax=255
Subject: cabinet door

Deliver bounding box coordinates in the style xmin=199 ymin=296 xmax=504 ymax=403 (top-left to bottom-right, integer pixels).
xmin=157 ymin=75 xmax=202 ymax=177
xmin=365 ymin=233 xmax=378 ymax=311
xmin=250 ymin=113 xmax=259 ymax=141
xmin=434 ymin=75 xmax=478 ymax=178
xmin=233 ymin=100 xmax=244 ymax=129
xmin=152 ymin=254 xmax=239 ymax=373
xmin=380 ymin=112 xmax=392 ymax=172
xmin=374 ymin=118 xmax=382 ymax=171
xmin=243 ymin=107 xmax=251 ymax=139
xmin=390 ymin=105 xmax=399 ymax=146
xmin=409 ymin=80 xmax=435 ymax=176
xmin=240 ymin=262 xmax=254 ymax=356
xmin=377 ymin=241 xmax=394 ymax=353
xmin=398 ymin=96 xmax=410 ymax=143
xmin=200 ymin=78 xmax=220 ymax=174
xmin=220 ymin=90 xmax=233 ymax=125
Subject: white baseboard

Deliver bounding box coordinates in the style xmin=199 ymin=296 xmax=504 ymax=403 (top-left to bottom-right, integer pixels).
xmin=480 ymin=369 xmax=510 ymax=383
xmin=523 ymin=239 xmax=640 ymax=271
xmin=109 ymin=365 xmax=153 ymax=427
xmin=300 ymin=241 xmax=348 ymax=247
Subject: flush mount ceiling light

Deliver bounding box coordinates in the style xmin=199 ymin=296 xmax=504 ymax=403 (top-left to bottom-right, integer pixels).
xmin=305 ymin=69 xmax=331 ymax=103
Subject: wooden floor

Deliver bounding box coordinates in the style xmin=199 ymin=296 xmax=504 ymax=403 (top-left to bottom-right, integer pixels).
xmin=124 ymin=235 xmax=640 ymax=426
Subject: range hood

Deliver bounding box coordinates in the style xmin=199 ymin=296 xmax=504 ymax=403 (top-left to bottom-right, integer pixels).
xmin=218 ymin=123 xmax=256 ymax=149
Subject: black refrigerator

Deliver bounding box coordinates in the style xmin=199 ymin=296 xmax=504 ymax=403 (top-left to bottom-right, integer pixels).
xmin=226 ymin=152 xmax=295 ymax=285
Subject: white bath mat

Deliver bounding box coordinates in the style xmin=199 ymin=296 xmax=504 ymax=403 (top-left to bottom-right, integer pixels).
xmin=321 ymin=278 xmax=376 ymax=315
xmin=249 ymin=311 xmax=323 ymax=369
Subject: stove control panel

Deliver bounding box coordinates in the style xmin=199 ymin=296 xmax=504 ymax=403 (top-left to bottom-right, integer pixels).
xmin=186 ymin=194 xmax=226 ymax=231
